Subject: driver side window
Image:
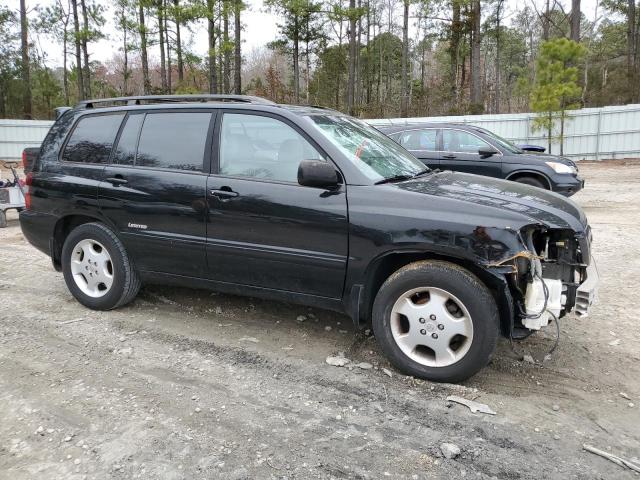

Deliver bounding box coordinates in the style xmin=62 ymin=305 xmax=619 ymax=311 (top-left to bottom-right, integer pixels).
xmin=443 ymin=129 xmax=491 ymax=154
xmin=219 ymin=113 xmax=324 ymax=183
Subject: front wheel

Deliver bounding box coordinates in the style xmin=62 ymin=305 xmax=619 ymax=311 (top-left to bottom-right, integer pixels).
xmin=61 ymin=222 xmax=141 ymax=310
xmin=513 ymin=176 xmax=547 ymax=189
xmin=372 ymin=261 xmax=499 ymax=383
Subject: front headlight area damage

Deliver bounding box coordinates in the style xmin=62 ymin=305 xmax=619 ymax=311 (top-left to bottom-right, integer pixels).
xmin=491 ymin=225 xmax=596 ymax=333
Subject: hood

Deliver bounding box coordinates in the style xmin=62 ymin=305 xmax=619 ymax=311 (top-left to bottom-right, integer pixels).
xmin=392 ymin=171 xmax=588 ymax=231
xmin=511 ymin=152 xmax=577 ymax=168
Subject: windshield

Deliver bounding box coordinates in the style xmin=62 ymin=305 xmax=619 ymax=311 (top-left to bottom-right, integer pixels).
xmin=308 ymin=115 xmax=425 ymax=181
xmin=478 ymin=128 xmax=523 ymax=154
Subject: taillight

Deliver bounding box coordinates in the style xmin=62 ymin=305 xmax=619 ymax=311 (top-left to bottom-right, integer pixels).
xmin=25 ymin=172 xmax=33 ymax=210
xmin=21 ymin=149 xmax=26 ymax=168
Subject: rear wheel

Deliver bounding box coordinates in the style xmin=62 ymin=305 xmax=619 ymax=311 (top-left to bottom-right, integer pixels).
xmin=513 ymin=176 xmax=547 ymax=189
xmin=372 ymin=261 xmax=499 ymax=382
xmin=0 ymin=210 xmax=6 ymax=228
xmin=61 ymin=222 xmax=141 ymax=310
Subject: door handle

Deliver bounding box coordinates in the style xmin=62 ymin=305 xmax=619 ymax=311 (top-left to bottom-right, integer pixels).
xmin=210 ymin=188 xmax=238 ymax=199
xmin=442 ymin=154 xmax=456 ymax=159
xmin=106 ymin=176 xmax=128 ymax=186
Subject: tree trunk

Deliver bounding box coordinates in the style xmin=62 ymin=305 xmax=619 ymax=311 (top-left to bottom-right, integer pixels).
xmin=355 ymin=0 xmax=362 ymax=105
xmin=72 ymin=0 xmax=84 ymax=101
xmin=542 ymin=0 xmax=550 ymax=40
xmin=450 ymin=0 xmax=461 ymax=104
xmin=63 ymin=23 xmax=69 ymax=105
xmin=293 ymin=14 xmax=300 ymax=103
xmin=365 ymin=0 xmax=371 ymax=104
xmin=158 ymin=2 xmax=167 ymax=93
xmin=627 ymin=0 xmax=636 ymax=102
xmin=234 ymin=0 xmax=241 ymax=94
xmin=223 ymin=1 xmax=230 ymax=93
xmin=174 ymin=0 xmax=184 ymax=83
xmin=80 ymin=0 xmax=91 ymax=98
xmin=400 ymin=0 xmax=409 ymax=117
xmin=165 ymin=1 xmax=172 ymax=93
xmin=305 ymin=31 xmax=310 ymax=103
xmin=208 ymin=0 xmax=217 ymax=93
xmin=470 ymin=0 xmax=483 ymax=110
xmin=123 ymin=13 xmax=129 ymax=95
xmin=20 ymin=0 xmax=32 ymax=119
xmin=347 ymin=0 xmax=356 ymax=114
xmin=495 ymin=0 xmax=502 ymax=113
xmin=139 ymin=3 xmax=151 ymax=94
xmin=570 ymin=0 xmax=580 ymax=42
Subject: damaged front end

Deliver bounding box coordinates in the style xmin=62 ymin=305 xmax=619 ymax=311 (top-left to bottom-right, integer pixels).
xmin=492 ymin=225 xmax=598 ymax=334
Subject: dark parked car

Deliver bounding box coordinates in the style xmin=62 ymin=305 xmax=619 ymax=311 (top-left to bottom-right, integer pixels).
xmin=19 ymin=95 xmax=597 ymax=382
xmin=378 ymin=122 xmax=584 ymax=196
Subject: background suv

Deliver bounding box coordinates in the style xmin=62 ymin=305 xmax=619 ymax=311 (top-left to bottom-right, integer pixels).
xmin=379 ymin=122 xmax=584 ymax=196
xmin=19 ymin=95 xmax=596 ymax=382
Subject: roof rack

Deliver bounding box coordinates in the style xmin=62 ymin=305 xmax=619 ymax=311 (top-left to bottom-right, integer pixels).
xmin=77 ymin=94 xmax=276 ymax=109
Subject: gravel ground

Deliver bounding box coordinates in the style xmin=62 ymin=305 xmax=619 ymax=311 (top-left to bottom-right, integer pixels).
xmin=0 ymin=162 xmax=639 ymax=479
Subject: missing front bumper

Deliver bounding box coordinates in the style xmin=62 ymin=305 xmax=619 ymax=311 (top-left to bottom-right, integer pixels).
xmin=575 ymin=258 xmax=599 ymax=317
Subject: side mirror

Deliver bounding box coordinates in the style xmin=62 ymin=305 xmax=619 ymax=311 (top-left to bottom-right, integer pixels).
xmin=478 ymin=147 xmax=499 ymax=158
xmin=298 ymin=160 xmax=339 ymax=189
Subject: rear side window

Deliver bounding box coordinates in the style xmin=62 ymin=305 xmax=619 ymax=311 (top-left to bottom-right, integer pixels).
xmin=62 ymin=114 xmax=124 ymax=164
xmin=399 ymin=129 xmax=438 ymax=151
xmin=136 ymin=112 xmax=211 ymax=171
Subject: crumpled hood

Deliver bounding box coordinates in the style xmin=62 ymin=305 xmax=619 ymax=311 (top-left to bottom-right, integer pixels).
xmin=393 ymin=171 xmax=588 ymax=231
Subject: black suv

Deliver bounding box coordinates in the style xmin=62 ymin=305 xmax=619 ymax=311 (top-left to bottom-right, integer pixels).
xmin=378 ymin=122 xmax=584 ymax=196
xmin=19 ymin=95 xmax=598 ymax=382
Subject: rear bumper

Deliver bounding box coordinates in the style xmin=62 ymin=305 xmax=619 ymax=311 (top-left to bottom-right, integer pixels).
xmin=575 ymin=257 xmax=599 ymax=317
xmin=19 ymin=210 xmax=57 ymax=256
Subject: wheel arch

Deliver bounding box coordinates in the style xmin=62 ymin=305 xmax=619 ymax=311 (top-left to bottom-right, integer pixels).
xmin=51 ymin=214 xmax=116 ymax=271
xmin=354 ymin=250 xmax=514 ymax=337
xmin=505 ymin=170 xmax=552 ymax=189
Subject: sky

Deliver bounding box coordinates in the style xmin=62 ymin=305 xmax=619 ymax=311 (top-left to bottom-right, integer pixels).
xmin=2 ymin=0 xmax=601 ymax=69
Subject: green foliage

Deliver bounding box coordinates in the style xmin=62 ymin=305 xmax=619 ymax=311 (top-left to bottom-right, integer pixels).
xmin=530 ymin=38 xmax=586 ymax=152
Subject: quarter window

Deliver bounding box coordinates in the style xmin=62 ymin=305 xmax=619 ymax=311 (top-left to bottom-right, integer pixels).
xmin=442 ymin=130 xmax=492 ymax=154
xmin=219 ymin=113 xmax=324 ymax=183
xmin=113 ymin=114 xmax=144 ymax=166
xmin=136 ymin=112 xmax=211 ymax=171
xmin=399 ymin=129 xmax=438 ymax=151
xmin=62 ymin=114 xmax=124 ymax=164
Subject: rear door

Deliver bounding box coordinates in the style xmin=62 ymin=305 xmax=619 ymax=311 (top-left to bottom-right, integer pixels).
xmin=439 ymin=128 xmax=502 ymax=177
xmin=396 ymin=128 xmax=441 ymax=169
xmin=205 ymin=111 xmax=349 ymax=298
xmin=98 ymin=110 xmax=213 ymax=277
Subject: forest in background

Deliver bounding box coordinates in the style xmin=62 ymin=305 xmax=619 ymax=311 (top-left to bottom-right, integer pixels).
xmin=1 ymin=0 xmax=639 ymax=121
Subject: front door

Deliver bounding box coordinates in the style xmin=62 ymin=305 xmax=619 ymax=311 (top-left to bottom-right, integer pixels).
xmin=439 ymin=129 xmax=502 ymax=177
xmin=205 ymin=111 xmax=349 ymax=298
xmin=98 ymin=111 xmax=213 ymax=277
xmin=397 ymin=128 xmax=441 ymax=169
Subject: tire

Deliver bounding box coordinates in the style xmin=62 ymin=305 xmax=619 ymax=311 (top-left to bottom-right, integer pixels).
xmin=513 ymin=176 xmax=547 ymax=189
xmin=0 ymin=210 xmax=6 ymax=228
xmin=372 ymin=260 xmax=499 ymax=383
xmin=61 ymin=222 xmax=141 ymax=310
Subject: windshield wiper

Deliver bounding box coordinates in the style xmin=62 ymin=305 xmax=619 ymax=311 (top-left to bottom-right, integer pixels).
xmin=375 ymin=174 xmax=414 ymax=185
xmin=413 ymin=168 xmax=432 ymax=177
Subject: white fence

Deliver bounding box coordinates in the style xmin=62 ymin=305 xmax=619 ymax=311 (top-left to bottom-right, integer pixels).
xmin=0 ymin=119 xmax=54 ymax=162
xmin=1 ymin=104 xmax=640 ymax=161
xmin=368 ymin=104 xmax=640 ymax=160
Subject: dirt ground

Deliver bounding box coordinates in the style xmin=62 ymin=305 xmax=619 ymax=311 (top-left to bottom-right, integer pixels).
xmin=1 ymin=162 xmax=639 ymax=480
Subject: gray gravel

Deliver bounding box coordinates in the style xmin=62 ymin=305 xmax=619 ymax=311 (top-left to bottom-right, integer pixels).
xmin=1 ymin=162 xmax=639 ymax=479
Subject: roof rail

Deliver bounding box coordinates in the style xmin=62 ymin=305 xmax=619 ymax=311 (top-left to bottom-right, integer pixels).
xmin=77 ymin=94 xmax=276 ymax=109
